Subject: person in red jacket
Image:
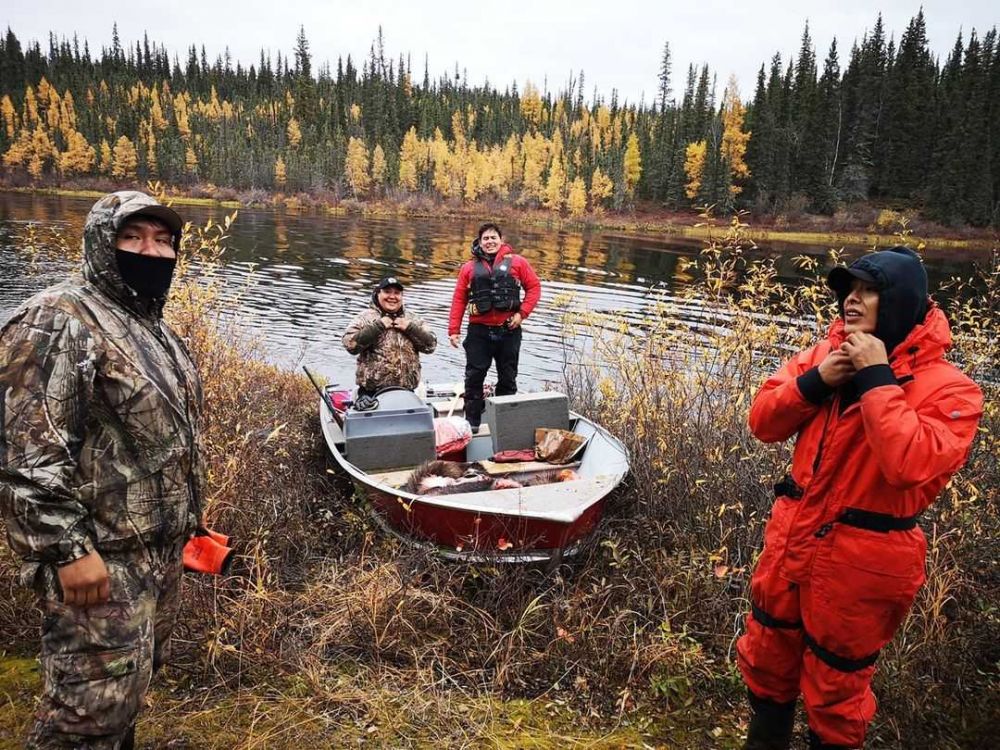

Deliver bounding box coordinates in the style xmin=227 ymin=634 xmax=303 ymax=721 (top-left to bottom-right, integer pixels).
xmin=448 ymin=223 xmax=542 ymax=431
xmin=737 ymin=247 xmax=982 ymax=750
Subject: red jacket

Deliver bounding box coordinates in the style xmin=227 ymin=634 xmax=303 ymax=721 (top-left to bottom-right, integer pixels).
xmin=448 ymin=244 xmax=542 ymax=335
xmin=749 ymin=304 xmax=983 ymax=581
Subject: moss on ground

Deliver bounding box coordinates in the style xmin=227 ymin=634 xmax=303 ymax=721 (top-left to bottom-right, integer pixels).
xmin=0 ymin=653 xmax=747 ymax=748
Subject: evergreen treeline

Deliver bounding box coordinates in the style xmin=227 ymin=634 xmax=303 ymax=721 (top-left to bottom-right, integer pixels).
xmin=0 ymin=12 xmax=997 ymax=226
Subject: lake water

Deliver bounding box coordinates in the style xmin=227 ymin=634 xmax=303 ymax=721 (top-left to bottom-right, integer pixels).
xmin=0 ymin=193 xmax=983 ymax=390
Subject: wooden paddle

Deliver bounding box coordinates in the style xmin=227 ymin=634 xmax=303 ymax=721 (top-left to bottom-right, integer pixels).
xmin=445 ymin=380 xmax=464 ymax=418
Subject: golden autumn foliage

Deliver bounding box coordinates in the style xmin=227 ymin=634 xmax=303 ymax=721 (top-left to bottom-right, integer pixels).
xmin=520 ymin=81 xmax=544 ymax=127
xmin=59 ymin=130 xmax=96 ymax=175
xmin=623 ymin=133 xmax=642 ymax=198
xmin=589 ymin=166 xmax=614 ymax=209
xmin=98 ymin=139 xmax=113 ymax=175
xmin=286 ymin=117 xmax=302 ymax=149
xmin=1 ymin=94 xmax=17 ymax=137
xmin=371 ymin=144 xmax=387 ymax=189
xmin=0 ymin=70 xmax=676 ymax=214
xmin=345 ymin=136 xmax=371 ymax=197
xmin=721 ymin=77 xmax=751 ymax=196
xmin=22 ymin=86 xmax=39 ymax=127
xmin=111 ymin=135 xmax=138 ymax=179
xmin=174 ymin=93 xmax=191 ymax=139
xmin=397 ymin=126 xmax=422 ymax=191
xmin=274 ymin=154 xmax=287 ymax=186
xmin=28 ymin=126 xmax=56 ymax=179
xmin=567 ymin=176 xmax=587 ymax=216
xmin=2 ymin=127 xmax=33 ymax=171
xmin=684 ymin=140 xmax=707 ymax=200
xmin=543 ymin=157 xmax=567 ymax=210
xmin=429 ymin=128 xmax=453 ymax=199
xmin=149 ymin=88 xmax=168 ymax=131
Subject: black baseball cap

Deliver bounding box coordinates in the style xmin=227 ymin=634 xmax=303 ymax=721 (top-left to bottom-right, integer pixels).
xmin=826 ymin=263 xmax=878 ymax=298
xmin=375 ymin=276 xmax=404 ymax=292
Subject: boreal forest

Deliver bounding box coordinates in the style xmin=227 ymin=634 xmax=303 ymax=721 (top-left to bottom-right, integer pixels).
xmin=1 ymin=10 xmax=998 ymax=226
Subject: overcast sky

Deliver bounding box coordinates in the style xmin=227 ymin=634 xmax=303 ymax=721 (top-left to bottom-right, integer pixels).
xmin=4 ymin=1 xmax=997 ymax=104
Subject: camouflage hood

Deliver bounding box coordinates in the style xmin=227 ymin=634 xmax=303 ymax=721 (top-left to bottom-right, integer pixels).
xmin=82 ymin=191 xmax=184 ymax=318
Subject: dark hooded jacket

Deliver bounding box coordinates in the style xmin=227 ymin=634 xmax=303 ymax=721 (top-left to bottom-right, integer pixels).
xmin=827 ymin=246 xmax=929 ymax=357
xmin=0 ymin=192 xmax=203 ymax=585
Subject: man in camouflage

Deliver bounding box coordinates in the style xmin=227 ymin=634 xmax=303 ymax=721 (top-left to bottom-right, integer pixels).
xmin=342 ymin=276 xmax=437 ymax=397
xmin=0 ymin=191 xmax=203 ymax=749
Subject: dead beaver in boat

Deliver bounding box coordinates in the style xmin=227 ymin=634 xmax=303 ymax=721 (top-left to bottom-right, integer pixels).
xmin=403 ymin=459 xmax=579 ymax=496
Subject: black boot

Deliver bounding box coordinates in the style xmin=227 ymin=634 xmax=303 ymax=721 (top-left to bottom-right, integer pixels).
xmin=119 ymin=723 xmax=136 ymax=750
xmin=743 ymin=690 xmax=796 ymax=750
xmin=807 ymin=728 xmax=856 ymax=749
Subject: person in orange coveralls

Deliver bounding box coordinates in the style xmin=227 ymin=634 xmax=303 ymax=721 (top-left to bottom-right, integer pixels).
xmin=737 ymin=246 xmax=983 ymax=749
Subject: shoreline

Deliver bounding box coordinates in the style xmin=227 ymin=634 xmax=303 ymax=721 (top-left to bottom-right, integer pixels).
xmin=2 ymin=185 xmax=996 ymax=251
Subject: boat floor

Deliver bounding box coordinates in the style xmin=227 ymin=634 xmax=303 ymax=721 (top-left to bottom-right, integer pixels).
xmin=368 ymin=458 xmax=582 ymax=490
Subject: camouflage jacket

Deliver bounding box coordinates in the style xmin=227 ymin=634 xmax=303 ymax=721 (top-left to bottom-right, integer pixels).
xmin=342 ymin=305 xmax=437 ymax=392
xmin=0 ymin=192 xmax=203 ymax=580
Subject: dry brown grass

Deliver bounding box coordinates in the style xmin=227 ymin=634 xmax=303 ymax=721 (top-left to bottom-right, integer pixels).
xmin=1 ymin=202 xmax=995 ymax=749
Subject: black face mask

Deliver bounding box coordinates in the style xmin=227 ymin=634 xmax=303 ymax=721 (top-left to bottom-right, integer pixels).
xmin=115 ymin=250 xmax=177 ymax=300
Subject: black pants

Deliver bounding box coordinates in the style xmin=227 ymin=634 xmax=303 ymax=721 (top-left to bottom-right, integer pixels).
xmin=463 ymin=323 xmax=521 ymax=427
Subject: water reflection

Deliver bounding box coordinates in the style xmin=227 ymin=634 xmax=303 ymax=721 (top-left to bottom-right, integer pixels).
xmin=0 ymin=193 xmax=982 ymax=391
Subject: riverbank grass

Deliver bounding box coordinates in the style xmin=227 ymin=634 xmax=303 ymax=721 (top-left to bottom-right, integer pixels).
xmin=0 ymin=208 xmax=995 ymax=749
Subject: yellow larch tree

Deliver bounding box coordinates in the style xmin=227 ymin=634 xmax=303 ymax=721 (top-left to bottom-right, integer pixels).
xmin=489 ymin=136 xmax=520 ymax=199
xmin=623 ymin=132 xmax=642 ymax=197
xmin=112 ymin=135 xmax=138 ymax=180
xmin=59 ymin=130 xmax=96 ymax=175
xmin=174 ymin=93 xmax=191 ymax=139
xmin=464 ymin=147 xmax=490 ymax=203
xmin=1 ymin=95 xmax=17 ymax=138
xmin=520 ymin=82 xmax=543 ymax=127
xmin=23 ymin=86 xmax=39 ymax=128
xmin=345 ymin=137 xmax=371 ymax=197
xmin=567 ymin=176 xmax=587 ymax=217
xmin=274 ymin=154 xmax=287 ymax=186
xmin=589 ymin=166 xmax=614 ymax=211
xmin=286 ymin=117 xmax=302 ymax=149
xmin=520 ymin=132 xmax=548 ymax=204
xmin=430 ymin=128 xmax=453 ymax=198
xmin=684 ymin=140 xmax=707 ymax=200
xmin=543 ymin=156 xmax=567 ymax=211
xmin=594 ymin=106 xmax=612 ymax=150
xmin=98 ymin=139 xmax=113 ymax=174
xmin=720 ymin=77 xmax=751 ymax=196
xmin=2 ymin=127 xmax=33 ymax=170
xmin=397 ymin=126 xmax=422 ymax=191
xmin=450 ymin=110 xmax=467 ymax=152
xmin=149 ymin=88 xmax=168 ymax=131
xmin=28 ymin=126 xmax=56 ymax=179
xmin=59 ymin=90 xmax=77 ymax=137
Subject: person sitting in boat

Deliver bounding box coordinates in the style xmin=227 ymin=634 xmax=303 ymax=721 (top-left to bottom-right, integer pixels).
xmin=343 ymin=275 xmax=437 ymax=399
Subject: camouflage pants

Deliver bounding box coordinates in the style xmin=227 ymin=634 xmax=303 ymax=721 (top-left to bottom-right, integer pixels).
xmin=25 ymin=540 xmax=185 ymax=749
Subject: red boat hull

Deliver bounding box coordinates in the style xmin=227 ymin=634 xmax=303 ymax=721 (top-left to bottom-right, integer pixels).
xmin=363 ymin=484 xmax=607 ymax=556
